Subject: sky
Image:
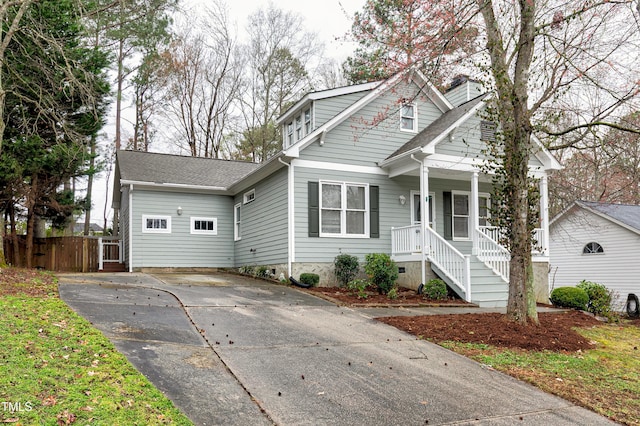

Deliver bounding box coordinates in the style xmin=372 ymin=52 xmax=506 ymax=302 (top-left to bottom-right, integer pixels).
xmin=89 ymin=0 xmax=367 ymax=228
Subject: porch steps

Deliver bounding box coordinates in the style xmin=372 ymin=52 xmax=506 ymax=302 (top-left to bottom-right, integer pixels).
xmin=430 ymin=251 xmax=508 ymax=308
xmin=100 ymin=263 xmax=127 ymax=273
xmin=467 ymin=257 xmax=508 ymax=308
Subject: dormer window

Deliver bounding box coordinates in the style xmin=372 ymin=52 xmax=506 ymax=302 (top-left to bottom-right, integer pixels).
xmin=304 ymin=108 xmax=312 ymax=133
xmin=295 ymin=115 xmax=302 ymax=140
xmin=400 ymin=103 xmax=417 ymax=132
xmin=286 ymin=122 xmax=294 ymax=147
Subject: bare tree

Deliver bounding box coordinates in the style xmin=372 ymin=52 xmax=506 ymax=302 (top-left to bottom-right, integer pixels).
xmin=160 ymin=2 xmax=242 ymax=158
xmin=237 ymin=4 xmax=323 ymax=162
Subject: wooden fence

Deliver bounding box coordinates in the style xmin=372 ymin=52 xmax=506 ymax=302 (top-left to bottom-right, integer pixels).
xmin=3 ymin=236 xmax=100 ymax=272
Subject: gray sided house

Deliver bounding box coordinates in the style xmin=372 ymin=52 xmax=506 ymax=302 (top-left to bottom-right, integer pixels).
xmin=113 ymin=69 xmax=562 ymax=307
xmin=550 ymin=201 xmax=640 ymax=311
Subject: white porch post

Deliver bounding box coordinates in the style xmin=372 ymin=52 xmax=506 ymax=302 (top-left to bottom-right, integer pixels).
xmin=540 ymin=174 xmax=550 ymax=256
xmin=471 ymin=171 xmax=479 ymax=255
xmin=420 ymin=160 xmax=429 ymax=285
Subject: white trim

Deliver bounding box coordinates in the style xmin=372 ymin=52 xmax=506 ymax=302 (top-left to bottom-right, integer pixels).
xmin=292 ymin=159 xmax=387 ymax=175
xmin=278 ymin=157 xmax=295 ymax=277
xmin=451 ymin=191 xmax=471 ymax=241
xmin=190 ymin=217 xmax=218 ymax=235
xmin=319 ymin=180 xmax=370 ymax=238
xmin=413 ymin=68 xmax=454 ymax=112
xmin=128 ymin=184 xmax=133 ymax=272
xmin=233 ymin=203 xmax=241 ymax=241
xmin=120 ymin=179 xmax=227 ymax=192
xmin=142 ymin=215 xmax=172 ymax=233
xmin=243 ymin=188 xmax=256 ymax=204
xmin=277 ymin=81 xmax=381 ymax=124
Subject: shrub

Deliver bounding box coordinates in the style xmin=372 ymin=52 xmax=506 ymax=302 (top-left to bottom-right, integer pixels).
xmin=387 ymin=287 xmax=398 ymax=300
xmin=334 ymin=254 xmax=360 ymax=287
xmin=347 ymin=279 xmax=370 ymax=299
xmin=239 ymin=265 xmax=255 ymax=276
xmin=423 ymin=278 xmax=447 ymax=300
xmin=576 ymin=280 xmax=613 ymax=317
xmin=364 ymin=253 xmax=398 ymax=295
xmin=256 ymin=266 xmax=271 ymax=279
xmin=299 ymin=273 xmax=320 ymax=287
xmin=550 ymin=287 xmax=589 ymax=310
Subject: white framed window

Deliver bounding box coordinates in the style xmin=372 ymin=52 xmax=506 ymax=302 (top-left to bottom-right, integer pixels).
xmin=450 ymin=191 xmax=491 ymax=239
xmin=452 ymin=192 xmax=469 ymax=239
xmin=286 ymin=122 xmax=294 ymax=147
xmin=400 ymin=103 xmax=417 ymax=132
xmin=411 ymin=191 xmax=435 ymax=228
xmin=304 ymin=108 xmax=312 ymax=134
xmin=243 ymin=189 xmax=255 ymax=204
xmin=190 ymin=217 xmax=217 ymax=235
xmin=583 ymin=242 xmax=604 ymax=254
xmin=320 ymin=181 xmax=369 ymax=237
xmin=295 ymin=115 xmax=302 ymax=140
xmin=234 ymin=203 xmax=241 ymax=241
xmin=142 ymin=215 xmax=171 ymax=233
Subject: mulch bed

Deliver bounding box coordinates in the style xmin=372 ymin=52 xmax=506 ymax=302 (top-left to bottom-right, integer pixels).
xmin=303 ymin=286 xmax=472 ymax=307
xmin=377 ymin=310 xmax=603 ymax=352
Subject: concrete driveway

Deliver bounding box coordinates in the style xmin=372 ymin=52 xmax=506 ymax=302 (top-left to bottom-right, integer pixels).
xmin=58 ymin=272 xmax=613 ymax=426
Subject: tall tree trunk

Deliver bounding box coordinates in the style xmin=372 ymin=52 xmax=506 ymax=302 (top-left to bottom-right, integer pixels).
xmin=115 ymin=36 xmax=124 ymax=151
xmin=84 ymin=135 xmax=96 ymax=235
xmin=25 ymin=175 xmax=38 ymax=269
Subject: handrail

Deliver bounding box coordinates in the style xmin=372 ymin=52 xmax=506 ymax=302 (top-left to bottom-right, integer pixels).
xmin=424 ymin=227 xmax=471 ymax=300
xmin=479 ymin=225 xmax=546 ymax=256
xmin=391 ymin=224 xmax=422 ymax=255
xmin=475 ymin=229 xmax=510 ymax=281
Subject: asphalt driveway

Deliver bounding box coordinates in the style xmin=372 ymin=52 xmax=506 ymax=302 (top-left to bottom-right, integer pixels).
xmin=58 ymin=272 xmax=614 ymax=426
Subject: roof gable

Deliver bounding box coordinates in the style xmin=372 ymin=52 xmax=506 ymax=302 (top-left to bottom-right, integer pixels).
xmin=283 ymin=68 xmax=450 ymax=158
xmin=552 ymin=200 xmax=640 ymax=236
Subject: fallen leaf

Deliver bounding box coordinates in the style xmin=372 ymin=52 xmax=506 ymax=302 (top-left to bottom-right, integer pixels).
xmin=42 ymin=395 xmax=57 ymax=406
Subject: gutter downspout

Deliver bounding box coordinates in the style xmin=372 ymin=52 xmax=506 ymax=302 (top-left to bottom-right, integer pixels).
xmin=410 ymin=154 xmax=426 ymax=286
xmin=278 ymin=157 xmax=294 ymax=278
xmin=128 ymin=184 xmax=133 ymax=273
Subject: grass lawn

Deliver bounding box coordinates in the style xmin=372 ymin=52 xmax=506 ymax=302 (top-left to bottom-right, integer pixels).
xmin=441 ymin=321 xmax=640 ymax=426
xmin=0 ymin=268 xmax=193 ymax=425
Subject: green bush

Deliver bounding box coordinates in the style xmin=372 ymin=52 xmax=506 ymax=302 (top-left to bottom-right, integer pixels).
xmin=423 ymin=278 xmax=447 ymax=300
xmin=334 ymin=254 xmax=360 ymax=287
xmin=550 ymin=287 xmax=589 ymax=310
xmin=347 ymin=279 xmax=370 ymax=299
xmin=256 ymin=266 xmax=271 ymax=278
xmin=299 ymin=273 xmax=320 ymax=287
xmin=364 ymin=253 xmax=398 ymax=295
xmin=576 ymin=280 xmax=613 ymax=317
xmin=239 ymin=265 xmax=255 ymax=275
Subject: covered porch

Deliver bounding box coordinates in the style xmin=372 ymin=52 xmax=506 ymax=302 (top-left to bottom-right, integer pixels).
xmin=383 ymin=153 xmax=551 ymax=307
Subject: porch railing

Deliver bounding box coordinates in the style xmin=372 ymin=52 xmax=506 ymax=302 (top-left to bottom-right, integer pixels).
xmin=425 ymin=227 xmax=471 ymax=301
xmin=391 ymin=224 xmax=422 ymax=255
xmin=479 ymin=226 xmax=546 ymax=255
xmin=475 ymin=229 xmax=510 ymax=281
xmin=98 ymin=237 xmax=123 ymax=271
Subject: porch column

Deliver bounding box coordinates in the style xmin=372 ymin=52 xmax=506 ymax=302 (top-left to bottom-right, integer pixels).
xmin=471 ymin=171 xmax=479 ymax=255
xmin=420 ymin=160 xmax=429 ymax=286
xmin=539 ymin=174 xmax=550 ymax=256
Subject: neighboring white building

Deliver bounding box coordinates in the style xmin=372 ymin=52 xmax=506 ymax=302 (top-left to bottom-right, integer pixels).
xmin=550 ymin=201 xmax=640 ymax=311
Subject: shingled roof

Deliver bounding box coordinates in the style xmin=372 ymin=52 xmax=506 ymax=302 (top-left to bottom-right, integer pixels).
xmin=385 ymin=94 xmax=487 ymax=160
xmin=578 ymin=201 xmax=640 ymax=232
xmin=116 ymin=150 xmax=261 ymax=189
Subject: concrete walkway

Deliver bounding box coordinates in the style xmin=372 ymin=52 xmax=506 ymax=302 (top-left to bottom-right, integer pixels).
xmin=58 ymin=272 xmax=614 ymax=426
